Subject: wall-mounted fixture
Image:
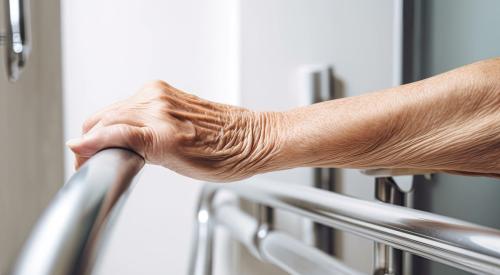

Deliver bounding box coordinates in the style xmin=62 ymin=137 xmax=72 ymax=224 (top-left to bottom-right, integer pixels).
xmin=3 ymin=0 xmax=31 ymax=82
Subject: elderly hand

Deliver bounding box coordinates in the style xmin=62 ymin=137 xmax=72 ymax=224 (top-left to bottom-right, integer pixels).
xmin=67 ymin=81 xmax=285 ymax=182
xmin=68 ymin=58 xmax=500 ymax=180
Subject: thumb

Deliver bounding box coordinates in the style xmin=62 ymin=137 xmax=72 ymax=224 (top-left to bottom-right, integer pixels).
xmin=67 ymin=124 xmax=148 ymax=158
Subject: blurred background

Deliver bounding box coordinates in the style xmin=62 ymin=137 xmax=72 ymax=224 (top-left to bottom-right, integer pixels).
xmin=1 ymin=0 xmax=499 ymax=274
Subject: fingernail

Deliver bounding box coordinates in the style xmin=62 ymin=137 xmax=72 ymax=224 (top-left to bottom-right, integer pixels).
xmin=66 ymin=138 xmax=81 ymax=148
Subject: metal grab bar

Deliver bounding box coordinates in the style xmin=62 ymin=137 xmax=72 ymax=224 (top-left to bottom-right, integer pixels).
xmin=189 ymin=186 xmax=361 ymax=275
xmin=10 ymin=149 xmax=144 ymax=275
xmin=190 ymin=179 xmax=500 ymax=275
xmin=213 ymin=200 xmax=364 ymax=275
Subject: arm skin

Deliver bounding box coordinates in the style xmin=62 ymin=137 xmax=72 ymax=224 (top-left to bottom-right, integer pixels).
xmin=67 ymin=58 xmax=500 ymax=181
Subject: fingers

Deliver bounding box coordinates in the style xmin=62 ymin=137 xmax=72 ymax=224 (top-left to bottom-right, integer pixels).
xmin=74 ymin=101 xmax=152 ymax=169
xmin=68 ymin=124 xmax=150 ymax=168
xmin=81 ymin=100 xmax=130 ymax=134
xmin=84 ymin=110 xmax=148 ymax=135
xmin=82 ymin=114 xmax=103 ymax=134
xmin=70 ymin=121 xmax=133 ymax=169
xmin=81 ymin=104 xmax=119 ymax=134
xmin=68 ymin=121 xmax=105 ymax=164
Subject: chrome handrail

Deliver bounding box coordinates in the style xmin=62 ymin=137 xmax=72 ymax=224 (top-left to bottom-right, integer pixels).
xmin=190 ymin=179 xmax=500 ymax=275
xmin=213 ymin=198 xmax=364 ymax=275
xmin=10 ymin=149 xmax=144 ymax=275
xmin=10 ymin=148 xmax=500 ymax=274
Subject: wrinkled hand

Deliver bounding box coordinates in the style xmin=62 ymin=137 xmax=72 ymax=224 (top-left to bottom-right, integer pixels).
xmin=67 ymin=81 xmax=284 ymax=182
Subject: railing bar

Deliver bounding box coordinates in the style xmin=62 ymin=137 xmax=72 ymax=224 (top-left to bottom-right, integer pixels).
xmin=212 ymin=180 xmax=500 ymax=274
xmin=248 ymin=198 xmax=500 ymax=274
xmin=213 ymin=203 xmax=364 ymax=275
xmin=10 ymin=149 xmax=144 ymax=275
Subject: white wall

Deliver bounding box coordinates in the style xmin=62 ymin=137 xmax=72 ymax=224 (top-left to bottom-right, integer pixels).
xmin=62 ymin=1 xmax=239 ymax=274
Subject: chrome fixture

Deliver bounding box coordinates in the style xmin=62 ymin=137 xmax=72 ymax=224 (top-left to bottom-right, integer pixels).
xmin=190 ymin=179 xmax=500 ymax=275
xmin=373 ymin=177 xmax=406 ymax=275
xmin=361 ymin=168 xmax=431 ymax=275
xmin=3 ymin=0 xmax=31 ymax=81
xmin=10 ymin=149 xmax=144 ymax=275
xmin=190 ymin=187 xmax=363 ymax=275
xmin=9 ymin=149 xmax=500 ymax=275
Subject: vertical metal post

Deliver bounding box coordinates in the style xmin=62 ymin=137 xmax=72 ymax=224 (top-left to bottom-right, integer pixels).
xmin=257 ymin=205 xmax=274 ymax=229
xmin=373 ymin=177 xmax=404 ymax=275
xmin=362 ymin=169 xmax=421 ymax=275
xmin=188 ymin=186 xmax=217 ymax=275
xmin=256 ymin=204 xmax=273 ymax=255
xmin=313 ymin=167 xmax=336 ymax=254
xmin=299 ymin=65 xmax=336 ymax=255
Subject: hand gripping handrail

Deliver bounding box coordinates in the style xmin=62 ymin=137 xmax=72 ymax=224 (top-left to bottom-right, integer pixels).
xmin=10 ymin=149 xmax=500 ymax=274
xmin=10 ymin=149 xmax=144 ymax=275
xmin=190 ymin=179 xmax=500 ymax=275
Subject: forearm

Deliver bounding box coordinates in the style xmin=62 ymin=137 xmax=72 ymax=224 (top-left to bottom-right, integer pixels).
xmin=69 ymin=59 xmax=499 ymax=182
xmin=267 ymin=58 xmax=500 ymax=175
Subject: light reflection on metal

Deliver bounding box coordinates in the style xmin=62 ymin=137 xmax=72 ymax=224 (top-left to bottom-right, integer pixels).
xmin=5 ymin=0 xmax=31 ymax=81
xmin=11 ymin=149 xmax=144 ymax=275
xmin=190 ymin=179 xmax=500 ymax=275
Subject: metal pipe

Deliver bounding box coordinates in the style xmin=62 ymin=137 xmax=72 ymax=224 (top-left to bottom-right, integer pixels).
xmin=374 ymin=177 xmax=405 ymax=275
xmin=313 ymin=167 xmax=336 ymax=254
xmin=10 ymin=149 xmax=144 ymax=275
xmin=261 ymin=232 xmax=363 ymax=275
xmin=201 ymin=179 xmax=500 ymax=274
xmin=212 ymin=203 xmax=363 ymax=275
xmin=214 ymin=202 xmax=261 ymax=259
xmin=188 ymin=186 xmax=217 ymax=275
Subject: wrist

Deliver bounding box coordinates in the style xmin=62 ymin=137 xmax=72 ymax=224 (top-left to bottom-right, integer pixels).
xmin=242 ymin=110 xmax=294 ymax=176
xmin=252 ymin=109 xmax=309 ymax=173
